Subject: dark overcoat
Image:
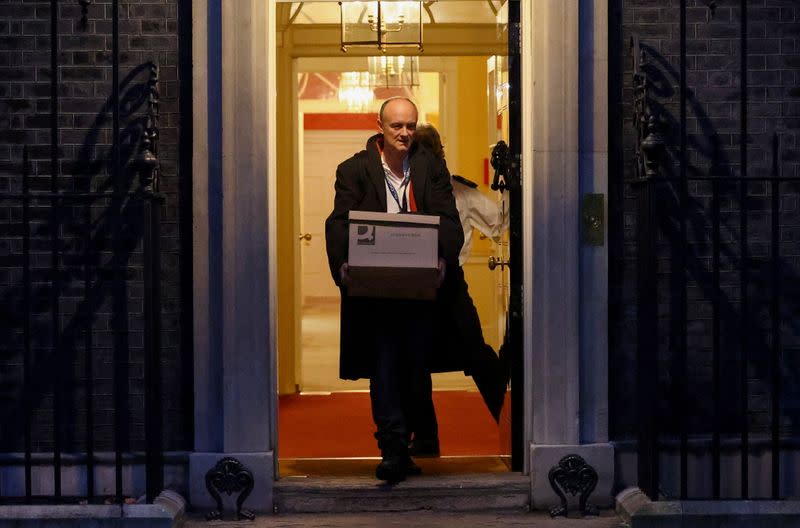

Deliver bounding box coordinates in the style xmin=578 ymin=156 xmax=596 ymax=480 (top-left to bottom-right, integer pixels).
xmin=325 ymin=134 xmax=465 ymax=380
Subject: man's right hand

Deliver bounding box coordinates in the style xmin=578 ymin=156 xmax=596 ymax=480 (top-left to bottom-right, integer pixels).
xmin=339 ymin=262 xmax=352 ymax=287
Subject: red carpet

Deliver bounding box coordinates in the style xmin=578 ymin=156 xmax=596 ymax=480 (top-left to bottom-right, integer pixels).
xmin=278 ymin=391 xmax=505 ymax=458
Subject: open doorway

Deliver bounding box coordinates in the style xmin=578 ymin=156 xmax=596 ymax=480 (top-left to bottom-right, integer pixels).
xmin=274 ymin=1 xmax=516 ymax=477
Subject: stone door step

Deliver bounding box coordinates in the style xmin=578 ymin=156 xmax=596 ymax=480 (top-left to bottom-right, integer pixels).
xmin=274 ymin=473 xmax=530 ymax=513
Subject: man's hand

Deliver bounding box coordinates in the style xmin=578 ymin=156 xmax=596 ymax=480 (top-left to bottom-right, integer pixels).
xmin=435 ymin=257 xmax=446 ymax=288
xmin=339 ymin=262 xmax=352 ymax=287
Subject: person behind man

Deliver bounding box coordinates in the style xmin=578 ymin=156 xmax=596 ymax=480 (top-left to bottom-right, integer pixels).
xmin=324 ymin=98 xmax=464 ymax=483
xmin=408 ymin=123 xmax=510 ymax=458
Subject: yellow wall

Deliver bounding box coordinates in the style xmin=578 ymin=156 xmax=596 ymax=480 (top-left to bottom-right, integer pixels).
xmin=454 ymin=56 xmax=503 ymax=350
xmin=454 ymin=57 xmax=488 ymax=191
xmin=456 ymin=56 xmax=497 ymax=257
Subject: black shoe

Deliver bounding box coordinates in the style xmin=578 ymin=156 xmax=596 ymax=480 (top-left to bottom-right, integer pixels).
xmin=376 ymin=456 xmax=406 ymax=484
xmin=487 ymin=386 xmax=505 ymax=423
xmin=477 ymin=372 xmax=506 ymax=424
xmin=498 ymin=341 xmax=511 ymax=386
xmin=468 ymin=342 xmax=511 ymax=423
xmin=473 ymin=357 xmax=508 ymax=423
xmin=404 ymin=457 xmax=423 ymax=476
xmin=490 ymin=342 xmax=511 ymax=422
xmin=408 ymin=437 xmax=440 ymax=458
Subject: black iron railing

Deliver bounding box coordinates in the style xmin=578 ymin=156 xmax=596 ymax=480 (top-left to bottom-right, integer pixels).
xmin=0 ymin=0 xmax=163 ymax=505
xmin=630 ymin=0 xmax=799 ymax=501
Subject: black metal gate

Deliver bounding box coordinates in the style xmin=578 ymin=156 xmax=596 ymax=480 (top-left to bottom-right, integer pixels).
xmin=0 ymin=0 xmax=165 ymax=504
xmin=625 ymin=0 xmax=799 ymax=501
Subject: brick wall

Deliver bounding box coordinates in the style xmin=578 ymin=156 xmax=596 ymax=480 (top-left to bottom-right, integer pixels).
xmin=0 ymin=0 xmax=190 ymax=452
xmin=610 ymin=0 xmax=800 ymax=440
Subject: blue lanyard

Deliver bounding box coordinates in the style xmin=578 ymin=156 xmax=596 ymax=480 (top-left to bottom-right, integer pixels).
xmin=386 ymin=175 xmax=410 ymax=212
xmin=382 ymin=155 xmax=411 ymax=212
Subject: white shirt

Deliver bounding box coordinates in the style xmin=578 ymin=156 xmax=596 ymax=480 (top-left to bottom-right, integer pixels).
xmin=452 ymin=179 xmax=509 ymax=266
xmin=381 ymin=155 xmax=411 ymax=213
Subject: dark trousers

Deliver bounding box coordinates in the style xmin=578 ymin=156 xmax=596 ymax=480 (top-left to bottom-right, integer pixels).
xmin=369 ymin=299 xmax=433 ymax=454
xmin=414 ymin=372 xmax=439 ymax=442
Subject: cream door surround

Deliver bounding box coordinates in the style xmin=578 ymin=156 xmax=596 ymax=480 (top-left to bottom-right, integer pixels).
xmin=189 ymin=0 xmax=610 ymax=511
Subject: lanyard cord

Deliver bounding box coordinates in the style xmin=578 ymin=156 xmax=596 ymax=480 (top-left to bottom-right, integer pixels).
xmin=386 ymin=175 xmax=410 ymax=212
xmin=381 ymin=152 xmax=411 ymax=212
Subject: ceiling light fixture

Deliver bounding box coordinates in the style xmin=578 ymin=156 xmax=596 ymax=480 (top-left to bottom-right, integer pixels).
xmin=368 ymin=55 xmax=419 ymax=88
xmin=340 ymin=1 xmax=424 ymax=52
xmin=338 ymin=71 xmax=374 ymax=112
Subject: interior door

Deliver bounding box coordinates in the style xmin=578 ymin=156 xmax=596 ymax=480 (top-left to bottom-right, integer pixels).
xmin=299 ymin=129 xmax=355 ymax=304
xmin=484 ymin=1 xmax=521 ymax=469
xmin=487 ymin=53 xmax=512 ymax=456
xmin=299 ymin=127 xmax=371 ymax=392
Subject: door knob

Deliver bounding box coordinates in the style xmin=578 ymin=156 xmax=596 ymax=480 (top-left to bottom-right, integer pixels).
xmin=488 ymin=256 xmax=508 ymax=270
xmin=298 ymin=233 xmax=312 ymax=241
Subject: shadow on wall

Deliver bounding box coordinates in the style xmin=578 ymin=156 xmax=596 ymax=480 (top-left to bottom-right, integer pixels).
xmin=618 ymin=42 xmax=800 ymax=439
xmin=0 ymin=62 xmax=158 ymax=453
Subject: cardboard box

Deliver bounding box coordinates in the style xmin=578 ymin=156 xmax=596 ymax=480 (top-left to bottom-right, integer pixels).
xmin=347 ymin=210 xmax=440 ymax=300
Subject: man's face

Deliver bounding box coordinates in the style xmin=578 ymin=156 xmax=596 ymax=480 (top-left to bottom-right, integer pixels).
xmin=378 ymin=99 xmax=418 ymax=156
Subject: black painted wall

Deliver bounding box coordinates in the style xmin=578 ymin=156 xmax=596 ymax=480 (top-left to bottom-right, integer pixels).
xmin=610 ymin=0 xmax=800 ymax=440
xmin=0 ymin=0 xmax=191 ymax=452
xmin=3 ymin=0 xmax=798 ymax=460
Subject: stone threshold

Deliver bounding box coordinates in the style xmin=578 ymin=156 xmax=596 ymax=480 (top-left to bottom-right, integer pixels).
xmin=0 ymin=491 xmax=185 ymax=528
xmin=616 ymin=487 xmax=800 ymax=528
xmin=274 ymin=473 xmax=531 ymax=513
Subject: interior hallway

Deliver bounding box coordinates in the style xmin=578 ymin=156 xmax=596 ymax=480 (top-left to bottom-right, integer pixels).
xmin=300 ymin=300 xmax=482 ymax=393
xmin=280 ymin=301 xmax=509 ymax=473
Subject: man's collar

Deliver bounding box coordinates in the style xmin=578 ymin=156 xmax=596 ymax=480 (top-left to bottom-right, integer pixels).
xmin=380 ymin=152 xmax=410 ymax=180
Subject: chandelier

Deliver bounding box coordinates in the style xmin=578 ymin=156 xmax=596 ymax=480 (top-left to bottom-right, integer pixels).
xmin=368 ymin=56 xmax=419 ymax=88
xmin=338 ymin=72 xmax=374 ymax=112
xmin=340 ymin=1 xmax=424 ymax=52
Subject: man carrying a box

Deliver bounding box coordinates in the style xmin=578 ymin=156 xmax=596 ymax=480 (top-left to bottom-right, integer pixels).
xmin=325 ymin=97 xmax=464 ymax=483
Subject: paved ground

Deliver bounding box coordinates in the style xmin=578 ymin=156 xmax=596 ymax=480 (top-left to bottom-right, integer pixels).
xmin=186 ymin=510 xmax=626 ymax=528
